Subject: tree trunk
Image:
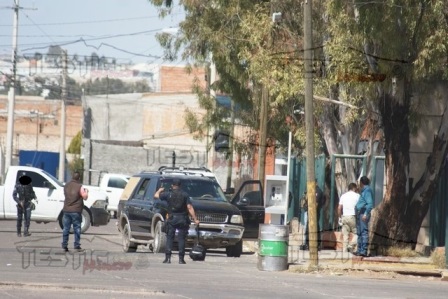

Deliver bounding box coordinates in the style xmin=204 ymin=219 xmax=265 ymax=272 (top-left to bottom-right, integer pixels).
xmin=371 ymin=81 xmax=448 ymax=250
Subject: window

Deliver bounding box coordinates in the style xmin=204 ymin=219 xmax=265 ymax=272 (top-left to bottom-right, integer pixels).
xmin=134 ymin=179 xmax=150 ymax=200
xmin=15 ymin=171 xmax=48 ymax=188
xmin=108 ymin=177 xmax=128 ymax=189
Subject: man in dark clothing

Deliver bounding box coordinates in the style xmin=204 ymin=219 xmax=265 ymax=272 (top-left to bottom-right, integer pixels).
xmin=300 ymin=182 xmax=325 ymax=250
xmin=13 ymin=175 xmax=37 ymax=237
xmin=155 ymin=178 xmax=199 ymax=264
xmin=61 ymin=171 xmax=88 ymax=252
xmin=354 ymin=176 xmax=374 ymax=257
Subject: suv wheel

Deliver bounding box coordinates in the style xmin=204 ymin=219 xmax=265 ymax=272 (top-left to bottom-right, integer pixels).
xmin=226 ymin=240 xmax=243 ymax=257
xmin=153 ymin=221 xmax=166 ymax=253
xmin=122 ymin=223 xmax=137 ymax=253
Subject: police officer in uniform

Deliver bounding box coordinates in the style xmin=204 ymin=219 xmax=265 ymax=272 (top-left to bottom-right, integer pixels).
xmin=155 ymin=178 xmax=199 ymax=264
xmin=13 ymin=174 xmax=37 ymax=237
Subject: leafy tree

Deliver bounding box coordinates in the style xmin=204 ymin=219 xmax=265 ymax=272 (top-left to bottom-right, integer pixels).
xmin=151 ymin=0 xmax=308 ymax=160
xmin=67 ymin=131 xmax=82 ymax=154
xmin=322 ymin=0 xmax=448 ymax=249
xmin=67 ymin=131 xmax=84 ymax=178
xmin=149 ymin=0 xmax=448 ymax=250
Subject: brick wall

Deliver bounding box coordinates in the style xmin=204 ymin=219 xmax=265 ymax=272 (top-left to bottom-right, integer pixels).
xmin=0 ymin=96 xmax=82 ymax=154
xmin=159 ymin=65 xmax=207 ymax=93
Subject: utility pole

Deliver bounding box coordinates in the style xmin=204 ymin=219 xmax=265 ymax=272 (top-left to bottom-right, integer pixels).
xmin=304 ymin=0 xmax=317 ymax=268
xmin=3 ymin=0 xmax=36 ymax=179
xmin=59 ymin=50 xmax=68 ymax=181
xmin=209 ymin=59 xmax=217 ymax=172
xmin=226 ymin=99 xmax=235 ymax=192
xmin=4 ymin=0 xmax=19 ymax=176
xmin=258 ymin=86 xmax=268 ymax=188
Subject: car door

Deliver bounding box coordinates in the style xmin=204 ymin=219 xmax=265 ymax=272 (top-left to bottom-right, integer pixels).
xmin=20 ymin=170 xmax=63 ymax=221
xmin=231 ymin=180 xmax=265 ymax=239
xmin=126 ymin=177 xmax=153 ymax=240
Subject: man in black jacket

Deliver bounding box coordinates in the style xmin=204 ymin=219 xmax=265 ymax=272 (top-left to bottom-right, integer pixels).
xmin=300 ymin=182 xmax=325 ymax=250
xmin=155 ymin=178 xmax=199 ymax=264
xmin=13 ymin=175 xmax=37 ymax=237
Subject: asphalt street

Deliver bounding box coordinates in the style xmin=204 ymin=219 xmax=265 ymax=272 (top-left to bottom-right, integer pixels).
xmin=0 ymin=220 xmax=447 ymax=299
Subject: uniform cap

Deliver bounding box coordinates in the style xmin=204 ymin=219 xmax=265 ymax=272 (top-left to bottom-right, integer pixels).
xmin=172 ymin=178 xmax=181 ymax=186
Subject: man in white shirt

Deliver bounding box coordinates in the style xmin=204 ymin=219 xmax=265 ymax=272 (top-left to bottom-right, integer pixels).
xmin=338 ymin=183 xmax=360 ymax=253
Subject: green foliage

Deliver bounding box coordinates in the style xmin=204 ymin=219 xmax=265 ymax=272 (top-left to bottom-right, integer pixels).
xmin=149 ymin=0 xmax=311 ymax=156
xmin=68 ymin=155 xmax=84 ymax=181
xmin=67 ymin=131 xmax=82 ymax=154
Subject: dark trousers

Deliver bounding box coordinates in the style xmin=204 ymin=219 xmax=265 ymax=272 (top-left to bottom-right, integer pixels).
xmin=17 ymin=203 xmax=32 ymax=233
xmin=304 ymin=210 xmax=322 ymax=246
xmin=356 ymin=213 xmax=370 ymax=254
xmin=165 ymin=214 xmax=189 ymax=257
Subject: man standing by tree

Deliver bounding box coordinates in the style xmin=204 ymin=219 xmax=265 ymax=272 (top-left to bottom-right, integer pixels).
xmin=338 ymin=182 xmax=359 ymax=253
xmin=354 ymin=176 xmax=374 ymax=257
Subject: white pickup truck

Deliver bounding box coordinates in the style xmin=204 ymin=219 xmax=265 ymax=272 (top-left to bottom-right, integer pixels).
xmin=85 ymin=173 xmax=130 ymax=217
xmin=0 ymin=166 xmax=110 ymax=233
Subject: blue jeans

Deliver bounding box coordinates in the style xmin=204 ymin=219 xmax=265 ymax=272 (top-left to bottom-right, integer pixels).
xmin=62 ymin=212 xmax=82 ymax=248
xmin=356 ymin=213 xmax=370 ymax=254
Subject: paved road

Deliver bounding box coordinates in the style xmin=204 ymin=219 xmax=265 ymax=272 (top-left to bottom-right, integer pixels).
xmin=0 ymin=220 xmax=447 ymax=298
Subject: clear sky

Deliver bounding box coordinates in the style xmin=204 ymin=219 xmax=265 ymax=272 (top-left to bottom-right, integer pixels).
xmin=0 ymin=0 xmax=185 ymax=64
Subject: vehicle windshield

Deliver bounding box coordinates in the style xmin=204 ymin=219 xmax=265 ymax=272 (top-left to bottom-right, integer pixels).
xmin=160 ymin=178 xmax=227 ymax=202
xmin=42 ymin=169 xmax=64 ymax=187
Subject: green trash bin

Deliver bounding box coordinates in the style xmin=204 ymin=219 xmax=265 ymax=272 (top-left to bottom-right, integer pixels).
xmin=257 ymin=224 xmax=289 ymax=271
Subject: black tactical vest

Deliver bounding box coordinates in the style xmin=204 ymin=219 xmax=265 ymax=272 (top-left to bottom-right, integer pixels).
xmin=168 ymin=190 xmax=187 ymax=214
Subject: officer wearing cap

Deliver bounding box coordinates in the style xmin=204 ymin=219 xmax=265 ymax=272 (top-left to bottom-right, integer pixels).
xmin=155 ymin=178 xmax=199 ymax=264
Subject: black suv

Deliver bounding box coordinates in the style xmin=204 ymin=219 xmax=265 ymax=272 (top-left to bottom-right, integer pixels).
xmin=118 ymin=170 xmax=245 ymax=257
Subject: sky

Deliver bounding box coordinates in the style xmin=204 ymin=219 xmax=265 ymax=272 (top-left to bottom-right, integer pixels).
xmin=0 ymin=0 xmax=185 ymax=65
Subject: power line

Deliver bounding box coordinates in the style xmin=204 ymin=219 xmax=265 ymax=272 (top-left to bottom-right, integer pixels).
xmin=0 ymin=13 xmax=184 ymax=27
xmin=0 ymin=28 xmax=166 ymax=49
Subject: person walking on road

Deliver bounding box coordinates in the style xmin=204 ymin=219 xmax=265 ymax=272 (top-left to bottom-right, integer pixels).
xmin=61 ymin=171 xmax=88 ymax=252
xmin=155 ymin=178 xmax=199 ymax=264
xmin=338 ymin=182 xmax=360 ymax=253
xmin=13 ymin=174 xmax=37 ymax=237
xmin=354 ymin=176 xmax=374 ymax=257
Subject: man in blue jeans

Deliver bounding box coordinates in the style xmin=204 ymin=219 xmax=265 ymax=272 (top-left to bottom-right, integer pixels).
xmin=61 ymin=171 xmax=88 ymax=252
xmin=354 ymin=176 xmax=373 ymax=257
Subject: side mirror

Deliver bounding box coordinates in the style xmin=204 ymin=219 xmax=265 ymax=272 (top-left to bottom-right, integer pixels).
xmin=237 ymin=197 xmax=249 ymax=206
xmin=44 ymin=181 xmax=56 ymax=190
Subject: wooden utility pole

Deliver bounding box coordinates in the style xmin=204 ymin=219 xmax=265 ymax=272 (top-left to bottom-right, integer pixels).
xmin=258 ymin=86 xmax=268 ymax=187
xmin=4 ymin=0 xmax=19 ymax=175
xmin=58 ymin=50 xmax=68 ymax=181
xmin=3 ymin=1 xmax=36 ymax=180
xmin=304 ymin=0 xmax=318 ymax=267
xmin=226 ymin=98 xmax=235 ymax=192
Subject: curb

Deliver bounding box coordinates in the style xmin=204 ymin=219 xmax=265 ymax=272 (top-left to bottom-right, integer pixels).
xmin=244 ymin=240 xmax=447 ymax=279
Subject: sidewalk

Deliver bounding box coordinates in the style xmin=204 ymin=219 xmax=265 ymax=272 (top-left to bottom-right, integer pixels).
xmin=243 ymin=240 xmax=448 ymax=281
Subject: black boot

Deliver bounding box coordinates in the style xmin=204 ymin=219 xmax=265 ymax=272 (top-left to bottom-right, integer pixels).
xmin=17 ymin=230 xmax=22 ymax=237
xmin=179 ymin=256 xmax=186 ymax=264
xmin=24 ymin=227 xmax=31 ymax=237
xmin=163 ymin=255 xmax=171 ymax=264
